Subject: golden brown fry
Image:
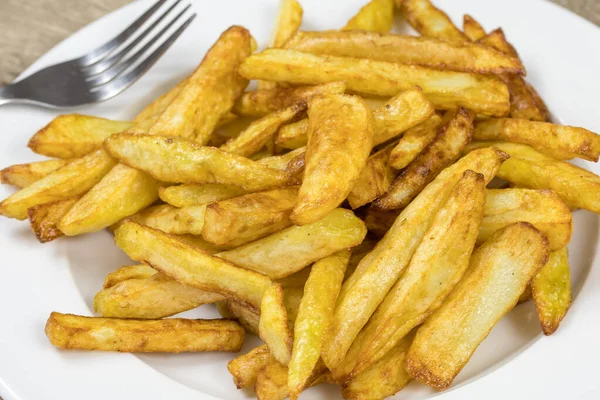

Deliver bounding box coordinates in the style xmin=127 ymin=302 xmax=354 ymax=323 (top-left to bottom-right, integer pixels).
xmin=388 ymin=114 xmax=442 ymax=170
xmin=342 ymin=0 xmax=394 ymax=33
xmin=518 ymin=286 xmax=533 ymax=304
xmin=286 ymin=30 xmax=524 ymax=75
xmin=474 ymin=118 xmax=600 ymax=161
xmin=45 ymin=312 xmax=244 ymax=353
xmin=321 ymin=148 xmax=507 ymax=372
xmin=257 ymin=147 xmax=307 ymax=175
xmin=228 ymin=344 xmax=272 ymax=389
xmin=532 ymin=247 xmax=571 ymax=335
xmin=363 ymin=207 xmax=399 ymax=237
xmin=260 ymin=283 xmax=293 ymax=365
xmin=480 ymin=188 xmax=572 ymax=251
xmin=0 ymin=159 xmax=69 ymax=188
xmin=373 ymin=108 xmax=473 ymax=210
xmin=255 ymin=359 xmax=328 ymax=400
xmin=133 ymin=78 xmax=188 ymax=122
xmin=203 ymin=187 xmax=298 ymax=246
xmin=228 ymin=301 xmax=261 ymax=334
xmin=171 ymin=234 xmax=235 ymax=254
xmin=0 ymin=149 xmax=116 ymax=220
xmin=239 ymin=49 xmax=509 ymax=116
xmin=401 ymin=0 xmax=467 ymax=41
xmin=130 ymin=204 xmax=207 ymax=235
xmin=288 ymin=250 xmax=350 ymax=398
xmin=218 ymin=208 xmax=366 ymax=279
xmin=27 ymin=114 xmax=133 ymax=159
xmin=27 ymin=196 xmax=79 ymax=243
xmin=159 ymin=183 xmax=246 ymax=208
xmin=276 ymin=119 xmax=310 ymax=149
xmin=277 ymin=266 xmax=311 ymax=289
xmin=291 ymin=94 xmax=373 ymax=225
xmin=105 ymin=134 xmax=297 ymax=191
xmin=462 ymin=15 xmax=486 ymax=41
xmin=103 ymin=264 xmax=157 ymax=289
xmin=406 ymin=222 xmax=549 ymax=390
xmin=347 ymin=144 xmax=396 ymax=209
xmin=115 ymin=220 xmax=272 ymax=309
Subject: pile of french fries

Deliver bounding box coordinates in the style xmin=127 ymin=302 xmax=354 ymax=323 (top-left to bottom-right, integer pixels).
xmin=2 ymin=0 xmax=599 ymax=398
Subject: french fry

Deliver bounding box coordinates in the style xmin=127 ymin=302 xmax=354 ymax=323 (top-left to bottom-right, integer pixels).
xmin=94 ymin=274 xmax=224 ymax=319
xmin=291 ymin=94 xmax=373 ymax=224
xmin=406 ymin=222 xmax=550 ymax=390
xmin=255 ymin=359 xmax=328 ymax=400
xmin=462 ymin=15 xmax=486 ymax=41
xmin=474 ymin=118 xmax=600 ymax=161
xmin=532 ymin=247 xmax=571 ymax=335
xmin=234 ymin=82 xmax=345 ymax=117
xmin=259 ymin=283 xmax=293 ymax=365
xmin=114 ymin=220 xmax=272 ymax=310
xmin=203 ymin=187 xmax=299 ymax=246
xmin=148 ymin=26 xmax=252 ymax=144
xmin=0 ymin=149 xmax=116 ymax=220
xmin=321 ymin=148 xmax=507 ymax=372
xmin=27 ymin=114 xmax=133 ymax=159
xmin=373 ymin=108 xmax=473 ymax=210
xmin=27 ymin=196 xmax=79 ymax=242
xmin=129 ymin=204 xmax=207 ymax=235
xmin=133 ymin=78 xmax=188 ymax=123
xmin=105 ymin=134 xmax=297 ymax=191
xmin=171 ymin=234 xmax=236 ymax=254
xmin=480 ymin=188 xmax=572 ymax=251
xmin=103 ymin=264 xmax=158 ymax=289
xmin=45 ymin=312 xmax=244 ymax=353
xmin=347 ymin=143 xmax=396 ymax=209
xmin=228 ymin=344 xmax=272 ymax=389
xmin=467 ymin=141 xmax=600 ymax=213
xmin=342 ymin=0 xmax=395 ymax=33
xmin=159 ymin=183 xmax=247 ymax=208
xmin=518 ymin=286 xmax=533 ymax=304
xmin=218 ymin=208 xmax=366 ymax=279
xmin=277 ymin=266 xmax=311 ymax=289
xmin=400 ymin=0 xmax=467 ymax=42
xmin=364 ymin=207 xmax=399 ymax=237
xmin=285 ymin=30 xmax=524 ymax=75
xmin=0 ymin=159 xmax=69 ymax=188
xmin=340 ymin=170 xmax=486 ymax=379
xmin=228 ymin=301 xmax=261 ymax=334
xmin=276 ymin=119 xmax=310 ymax=149
xmin=288 ymin=250 xmax=350 ymax=399
xmin=257 ymin=146 xmax=306 ymax=173
xmin=388 ymin=114 xmax=442 ymax=170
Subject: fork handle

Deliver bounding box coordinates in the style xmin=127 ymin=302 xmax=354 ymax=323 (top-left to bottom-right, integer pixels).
xmin=0 ymin=84 xmax=17 ymax=106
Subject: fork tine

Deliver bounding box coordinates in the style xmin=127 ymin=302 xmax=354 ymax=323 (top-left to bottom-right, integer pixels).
xmin=93 ymin=13 xmax=196 ymax=102
xmin=77 ymin=0 xmax=169 ymax=66
xmin=83 ymin=0 xmax=183 ymax=76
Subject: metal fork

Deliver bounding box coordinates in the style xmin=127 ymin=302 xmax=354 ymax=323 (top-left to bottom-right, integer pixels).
xmin=0 ymin=0 xmax=196 ymax=108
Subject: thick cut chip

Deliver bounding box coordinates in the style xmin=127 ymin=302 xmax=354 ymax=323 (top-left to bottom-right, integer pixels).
xmin=159 ymin=183 xmax=247 ymax=208
xmin=255 ymin=359 xmax=328 ymax=400
xmin=203 ymin=187 xmax=298 ymax=246
xmin=0 ymin=149 xmax=116 ymax=220
xmin=218 ymin=208 xmax=366 ymax=279
xmin=401 ymin=0 xmax=467 ymax=41
xmin=130 ymin=204 xmax=207 ymax=235
xmin=133 ymin=78 xmax=188 ymax=122
xmin=373 ymin=108 xmax=473 ymax=210
xmin=276 ymin=119 xmax=310 ymax=149
xmin=277 ymin=266 xmax=311 ymax=289
xmin=532 ymin=247 xmax=571 ymax=335
xmin=114 ymin=220 xmax=272 ymax=310
xmin=105 ymin=134 xmax=296 ymax=191
xmin=227 ymin=301 xmax=261 ymax=334
xmin=27 ymin=196 xmax=79 ymax=243
xmin=340 ymin=171 xmax=485 ymax=379
xmin=291 ymin=94 xmax=373 ymax=224
xmin=406 ymin=223 xmax=549 ymax=390
xmin=474 ymin=118 xmax=600 ymax=161
xmin=259 ymin=283 xmax=293 ymax=365
xmin=0 ymin=159 xmax=69 ymax=188
xmin=347 ymin=144 xmax=396 ymax=209
xmin=462 ymin=15 xmax=486 ymax=41
xmin=28 ymin=114 xmax=133 ymax=159
xmin=389 ymin=114 xmax=442 ymax=170
xmin=342 ymin=0 xmax=394 ymax=33
xmin=480 ymin=188 xmax=572 ymax=250
xmin=257 ymin=147 xmax=306 ymax=174
xmin=228 ymin=344 xmax=272 ymax=389
xmin=320 ymin=148 xmax=507 ymax=372
xmin=286 ymin=30 xmax=524 ymax=75
xmin=103 ymin=264 xmax=158 ymax=289
xmin=239 ymin=49 xmax=509 ymax=116
xmin=45 ymin=312 xmax=244 ymax=353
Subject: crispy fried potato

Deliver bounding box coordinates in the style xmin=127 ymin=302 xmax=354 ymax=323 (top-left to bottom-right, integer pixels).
xmin=130 ymin=204 xmax=207 ymax=235
xmin=257 ymin=147 xmax=307 ymax=175
xmin=474 ymin=118 xmax=600 ymax=161
xmin=221 ymin=103 xmax=306 ymax=157
xmin=321 ymin=148 xmax=507 ymax=371
xmin=480 ymin=188 xmax=572 ymax=250
xmin=477 ymin=28 xmax=518 ymax=59
xmin=342 ymin=0 xmax=394 ymax=33
xmin=401 ymin=0 xmax=467 ymax=42
xmin=347 ymin=144 xmax=396 ymax=209
xmin=45 ymin=312 xmax=244 ymax=353
xmin=159 ymin=183 xmax=247 ymax=208
xmin=105 ymin=134 xmax=297 ymax=191
xmin=532 ymin=247 xmax=571 ymax=335
xmin=148 ymin=26 xmax=252 ymax=144
xmin=115 ymin=220 xmax=272 ymax=309
xmin=234 ymin=82 xmax=345 ymax=117
xmin=518 ymin=285 xmax=533 ymax=304
xmin=468 ymin=141 xmax=600 ymax=213
xmin=291 ymin=94 xmax=373 ymax=224
xmin=27 ymin=114 xmax=133 ymax=159
xmin=373 ymin=108 xmax=473 ymax=210
xmin=27 ymin=196 xmax=79 ymax=243
xmin=218 ymin=208 xmax=366 ymax=279
xmin=228 ymin=301 xmax=261 ymax=334
xmin=239 ymin=49 xmax=509 ymax=116
xmin=171 ymin=234 xmax=236 ymax=254
xmin=462 ymin=15 xmax=486 ymax=41
xmin=286 ymin=30 xmax=524 ymax=75
xmin=341 ymin=171 xmax=485 ymax=379
xmin=388 ymin=114 xmax=442 ymax=170
xmin=94 ymin=274 xmax=224 ymax=319
xmin=259 ymin=283 xmax=293 ymax=365
xmin=277 ymin=266 xmax=311 ymax=289
xmin=203 ymin=187 xmax=298 ymax=246
xmin=364 ymin=207 xmax=399 ymax=237
xmin=288 ymin=250 xmax=350 ymax=399
xmin=255 ymin=359 xmax=328 ymax=400
xmin=228 ymin=344 xmax=272 ymax=389
xmin=0 ymin=159 xmax=69 ymax=188
xmin=0 ymin=149 xmax=116 ymax=220
xmin=103 ymin=264 xmax=158 ymax=289
xmin=133 ymin=78 xmax=188 ymax=122
xmin=406 ymin=222 xmax=549 ymax=390
xmin=276 ymin=119 xmax=310 ymax=149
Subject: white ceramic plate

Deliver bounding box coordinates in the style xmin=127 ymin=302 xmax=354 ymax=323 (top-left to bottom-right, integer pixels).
xmin=1 ymin=0 xmax=599 ymax=399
